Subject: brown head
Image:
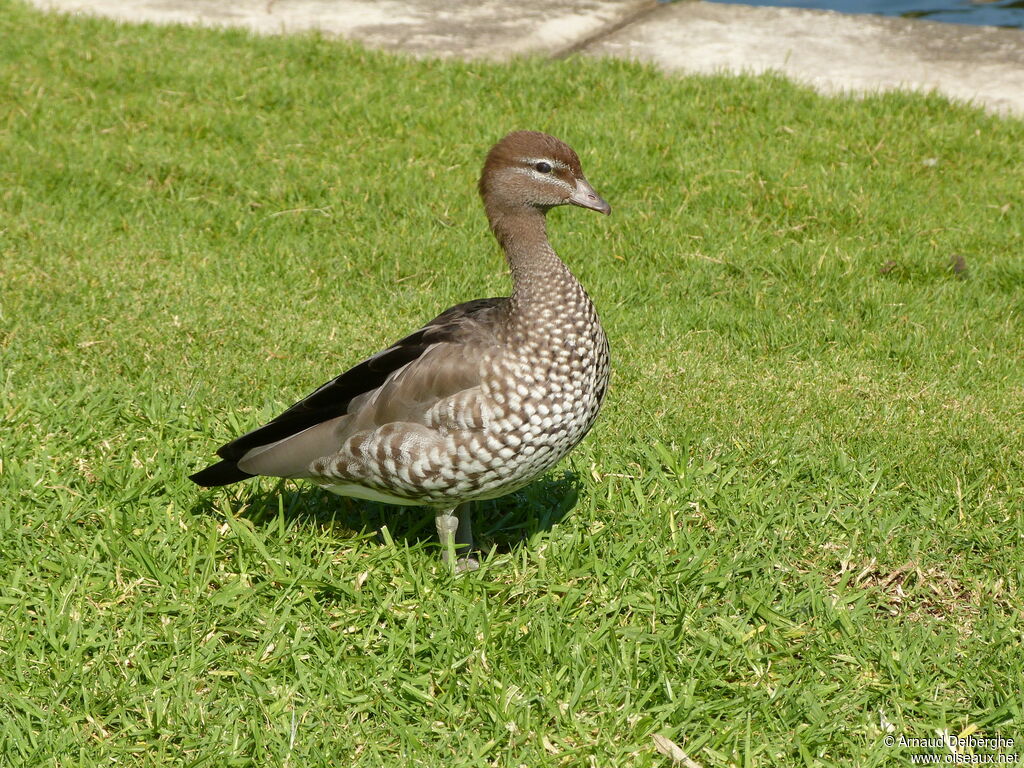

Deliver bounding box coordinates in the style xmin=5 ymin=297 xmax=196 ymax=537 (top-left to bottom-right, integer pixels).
xmin=478 ymin=131 xmax=611 ymax=225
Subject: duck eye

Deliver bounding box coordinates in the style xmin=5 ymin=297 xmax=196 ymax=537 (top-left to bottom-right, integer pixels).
xmin=534 ymin=161 xmax=553 ymax=174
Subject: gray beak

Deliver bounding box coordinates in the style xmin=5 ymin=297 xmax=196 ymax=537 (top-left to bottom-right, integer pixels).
xmin=569 ymin=177 xmax=611 ymax=215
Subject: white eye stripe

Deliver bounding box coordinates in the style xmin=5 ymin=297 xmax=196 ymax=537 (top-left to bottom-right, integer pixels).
xmin=509 ymin=166 xmax=574 ymax=188
xmin=517 ymin=156 xmax=570 ymax=172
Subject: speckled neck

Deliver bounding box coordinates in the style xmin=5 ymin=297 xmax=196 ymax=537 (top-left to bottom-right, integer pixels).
xmin=488 ymin=207 xmax=588 ymax=337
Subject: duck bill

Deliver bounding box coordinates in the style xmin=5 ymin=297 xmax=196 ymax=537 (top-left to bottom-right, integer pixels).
xmin=569 ymin=177 xmax=611 ymax=215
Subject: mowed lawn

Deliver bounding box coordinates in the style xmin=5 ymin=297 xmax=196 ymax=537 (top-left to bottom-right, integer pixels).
xmin=1 ymin=1 xmax=1022 ymax=765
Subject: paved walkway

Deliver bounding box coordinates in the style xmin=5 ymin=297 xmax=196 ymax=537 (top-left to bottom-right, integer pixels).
xmin=29 ymin=0 xmax=1024 ymax=115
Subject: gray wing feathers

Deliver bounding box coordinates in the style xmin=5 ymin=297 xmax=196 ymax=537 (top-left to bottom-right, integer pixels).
xmin=234 ymin=336 xmax=496 ymax=481
xmin=237 ymin=414 xmax=351 ymax=478
xmin=360 ymin=341 xmax=487 ymax=427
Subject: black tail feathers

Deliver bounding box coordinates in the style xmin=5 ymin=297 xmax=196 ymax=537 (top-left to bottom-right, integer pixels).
xmin=189 ymin=459 xmax=255 ymax=487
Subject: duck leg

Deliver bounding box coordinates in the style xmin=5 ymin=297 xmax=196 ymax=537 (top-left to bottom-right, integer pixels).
xmin=435 ymin=503 xmax=479 ymax=573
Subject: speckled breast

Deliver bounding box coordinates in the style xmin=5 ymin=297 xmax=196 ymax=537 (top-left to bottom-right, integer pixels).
xmin=434 ymin=287 xmax=610 ymax=504
xmin=470 ymin=333 xmax=607 ymax=496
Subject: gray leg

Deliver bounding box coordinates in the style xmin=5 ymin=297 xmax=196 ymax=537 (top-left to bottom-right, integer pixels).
xmin=434 ymin=503 xmax=478 ymax=573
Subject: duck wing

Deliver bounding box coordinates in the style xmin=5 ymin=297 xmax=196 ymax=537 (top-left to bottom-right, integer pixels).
xmin=189 ymin=296 xmax=508 ymax=486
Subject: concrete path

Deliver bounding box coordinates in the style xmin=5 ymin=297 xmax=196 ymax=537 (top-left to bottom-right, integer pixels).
xmin=590 ymin=3 xmax=1024 ymax=116
xmin=28 ymin=0 xmax=1024 ymax=116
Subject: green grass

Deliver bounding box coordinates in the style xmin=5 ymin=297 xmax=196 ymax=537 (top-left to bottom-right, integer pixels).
xmin=2 ymin=1 xmax=1023 ymax=765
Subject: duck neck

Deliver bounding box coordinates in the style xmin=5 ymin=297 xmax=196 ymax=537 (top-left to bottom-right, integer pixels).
xmin=489 ymin=207 xmax=582 ymax=322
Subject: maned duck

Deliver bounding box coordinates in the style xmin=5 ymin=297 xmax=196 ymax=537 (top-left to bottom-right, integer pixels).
xmin=190 ymin=131 xmax=611 ymax=571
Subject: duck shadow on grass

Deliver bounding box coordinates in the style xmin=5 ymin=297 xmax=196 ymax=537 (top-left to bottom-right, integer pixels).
xmin=200 ymin=472 xmax=581 ymax=564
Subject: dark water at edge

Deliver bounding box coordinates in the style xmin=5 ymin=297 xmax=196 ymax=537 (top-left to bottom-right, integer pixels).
xmin=703 ymin=0 xmax=1024 ymax=29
